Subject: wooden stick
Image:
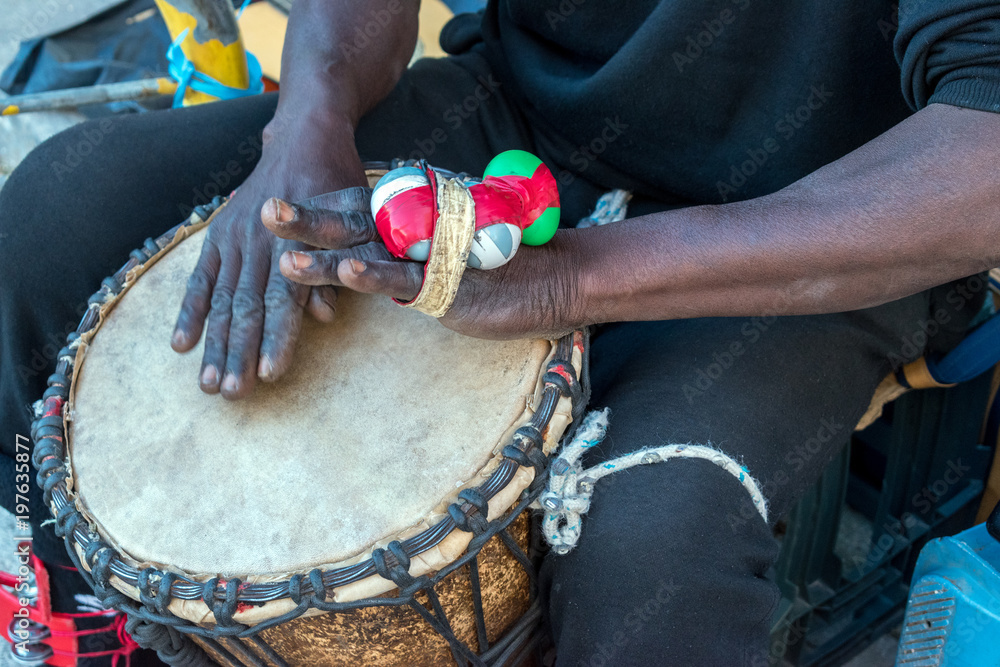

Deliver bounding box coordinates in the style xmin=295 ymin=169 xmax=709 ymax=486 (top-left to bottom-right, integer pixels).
xmin=1 ymin=78 xmax=178 ymax=116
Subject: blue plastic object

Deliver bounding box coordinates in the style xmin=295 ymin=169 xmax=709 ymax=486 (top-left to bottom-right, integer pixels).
xmin=165 ymin=28 xmax=263 ymax=108
xmin=896 ymin=522 xmax=1000 ymax=665
xmin=927 ymin=314 xmax=1000 ymax=385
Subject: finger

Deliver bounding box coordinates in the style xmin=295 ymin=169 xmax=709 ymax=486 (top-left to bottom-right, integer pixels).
xmin=221 ymin=243 xmax=271 ymax=399
xmin=258 ymin=261 xmax=310 ymax=383
xmin=261 ymin=190 xmax=380 ymax=250
xmin=172 ymin=240 xmax=221 ymax=353
xmin=337 ymin=258 xmax=423 ymax=302
xmin=306 ymin=285 xmax=338 ymax=323
xmin=277 ymin=242 xmax=395 ymax=286
xmin=199 ymin=255 xmax=241 ymax=394
xmin=300 ymin=186 xmax=373 ymax=212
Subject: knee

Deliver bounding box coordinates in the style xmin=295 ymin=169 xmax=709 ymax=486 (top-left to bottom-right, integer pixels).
xmin=542 ymin=460 xmax=781 ymax=664
xmin=1 ymin=116 xmax=115 ymax=210
xmin=0 ymin=116 xmax=124 ymax=288
xmin=562 ymin=458 xmax=778 ymax=571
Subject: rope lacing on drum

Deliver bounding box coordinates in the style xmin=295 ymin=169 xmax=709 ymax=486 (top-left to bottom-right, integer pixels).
xmin=448 ymin=488 xmax=490 ymax=535
xmin=201 ymin=578 xmax=247 ymax=629
xmin=125 ymin=569 xmax=211 ymax=666
xmin=136 ymin=568 xmax=178 ymax=619
xmin=126 ymin=616 xmax=213 ymax=667
xmin=539 ymin=409 xmax=770 ymax=554
xmin=372 ymin=541 xmax=487 ymax=667
xmin=287 ymin=568 xmax=330 ymax=607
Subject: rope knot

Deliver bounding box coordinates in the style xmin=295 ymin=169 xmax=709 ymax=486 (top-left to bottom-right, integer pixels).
xmin=537 ymin=410 xmax=610 ymax=555
xmin=539 ymin=409 xmax=770 ymax=555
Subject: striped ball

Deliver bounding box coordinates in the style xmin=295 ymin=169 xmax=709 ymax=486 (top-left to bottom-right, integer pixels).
xmin=468 ymin=223 xmax=521 ymax=270
xmin=370 ymin=167 xmax=428 ymax=216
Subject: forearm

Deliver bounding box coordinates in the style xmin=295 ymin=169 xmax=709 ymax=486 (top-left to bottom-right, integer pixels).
xmin=272 ymin=0 xmax=417 ymax=130
xmin=257 ymin=0 xmax=418 ymax=195
xmin=574 ymin=103 xmax=1000 ymax=324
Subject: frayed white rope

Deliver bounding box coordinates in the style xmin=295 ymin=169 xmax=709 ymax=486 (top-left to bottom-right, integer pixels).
xmin=576 ymin=189 xmax=632 ymax=228
xmin=539 ymin=409 xmax=769 ymax=554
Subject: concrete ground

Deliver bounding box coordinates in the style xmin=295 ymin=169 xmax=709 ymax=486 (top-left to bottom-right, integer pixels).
xmin=0 ymin=2 xmax=900 ymax=665
xmin=0 ymin=0 xmax=122 ymax=189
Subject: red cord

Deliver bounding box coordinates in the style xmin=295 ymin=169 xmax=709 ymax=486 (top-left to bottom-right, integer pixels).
xmin=51 ymin=614 xmax=139 ymax=667
xmin=61 ymin=609 xmax=118 ymax=619
xmin=51 ymin=621 xmax=117 ymax=637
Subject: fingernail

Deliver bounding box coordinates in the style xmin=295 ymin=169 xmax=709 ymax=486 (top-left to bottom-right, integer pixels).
xmin=274 ymin=198 xmax=295 ymax=223
xmin=349 ymin=259 xmax=366 ymax=274
xmin=200 ymin=365 xmax=218 ymax=386
xmin=258 ymin=355 xmax=273 ymax=379
xmin=222 ymin=374 xmax=239 ymax=394
xmin=290 ymin=251 xmax=313 ymax=269
xmin=172 ymin=329 xmax=187 ymax=347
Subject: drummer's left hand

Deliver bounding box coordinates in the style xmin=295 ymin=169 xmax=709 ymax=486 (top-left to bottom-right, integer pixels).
xmin=261 ymin=190 xmax=585 ymax=339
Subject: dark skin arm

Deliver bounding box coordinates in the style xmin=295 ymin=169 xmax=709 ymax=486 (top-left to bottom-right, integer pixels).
xmin=264 ymin=103 xmax=1000 ymax=337
xmin=171 ymin=0 xmax=418 ymax=399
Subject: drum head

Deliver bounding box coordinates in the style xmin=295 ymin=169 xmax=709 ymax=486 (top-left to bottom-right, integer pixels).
xmin=68 ymin=228 xmax=551 ymax=577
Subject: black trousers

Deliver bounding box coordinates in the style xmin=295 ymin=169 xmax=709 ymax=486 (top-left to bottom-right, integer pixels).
xmin=0 ymin=48 xmax=983 ymax=665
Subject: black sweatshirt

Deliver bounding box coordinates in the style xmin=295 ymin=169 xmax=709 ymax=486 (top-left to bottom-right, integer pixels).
xmin=480 ymin=0 xmax=1000 ymax=205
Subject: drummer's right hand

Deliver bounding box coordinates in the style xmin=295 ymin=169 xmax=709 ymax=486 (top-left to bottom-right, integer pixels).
xmin=170 ymin=118 xmax=367 ymax=399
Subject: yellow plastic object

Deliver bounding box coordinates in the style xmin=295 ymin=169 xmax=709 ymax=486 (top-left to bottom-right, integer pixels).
xmin=155 ymin=0 xmax=250 ymax=106
xmin=237 ymin=2 xmax=286 ymax=82
xmin=237 ymin=0 xmax=453 ymax=84
xmin=157 ymin=78 xmax=180 ymax=96
xmin=419 ymin=0 xmax=452 ymax=59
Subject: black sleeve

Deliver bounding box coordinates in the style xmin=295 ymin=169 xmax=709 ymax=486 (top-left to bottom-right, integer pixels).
xmin=895 ymin=0 xmax=1000 ymax=112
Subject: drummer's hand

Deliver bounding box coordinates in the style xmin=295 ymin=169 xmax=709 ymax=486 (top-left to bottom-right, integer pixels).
xmin=171 ymin=118 xmax=368 ymax=399
xmin=262 ymin=191 xmax=585 ymax=340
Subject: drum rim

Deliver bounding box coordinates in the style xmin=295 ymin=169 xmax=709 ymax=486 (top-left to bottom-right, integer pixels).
xmin=31 ymin=182 xmax=587 ymax=625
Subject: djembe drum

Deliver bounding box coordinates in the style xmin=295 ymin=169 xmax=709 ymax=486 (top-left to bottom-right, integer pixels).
xmin=30 ymin=168 xmax=587 ymax=666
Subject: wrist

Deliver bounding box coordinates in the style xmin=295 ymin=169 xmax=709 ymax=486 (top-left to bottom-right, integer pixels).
xmin=538 ymin=228 xmax=598 ymax=332
xmin=263 ymin=105 xmax=355 ymax=153
xmin=257 ymin=113 xmax=365 ymax=196
xmin=558 ymin=226 xmax=617 ymax=327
